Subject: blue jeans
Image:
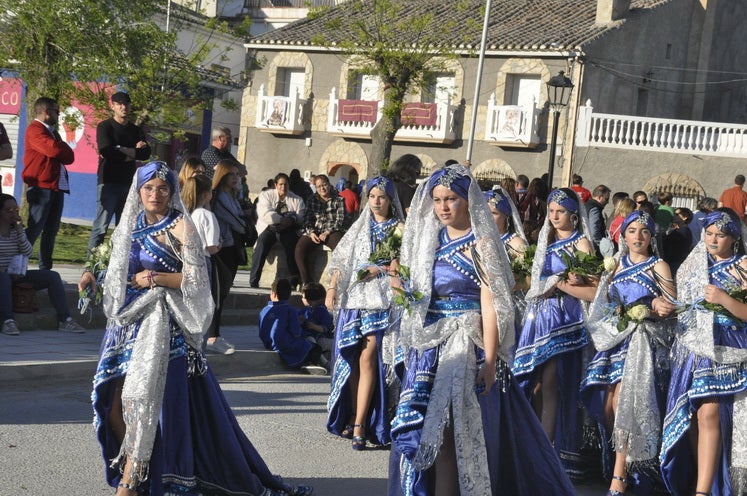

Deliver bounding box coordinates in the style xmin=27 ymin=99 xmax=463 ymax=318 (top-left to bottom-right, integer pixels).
xmin=25 ymin=187 xmax=65 ymax=270
xmin=87 ymin=183 xmax=130 ymax=254
xmin=0 ymin=270 xmax=71 ymax=322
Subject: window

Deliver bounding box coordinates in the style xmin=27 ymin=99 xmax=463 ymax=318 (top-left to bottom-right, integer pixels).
xmin=504 ymin=74 xmax=540 ymax=109
xmin=276 ymin=67 xmax=305 ymax=98
xmin=347 ymin=71 xmax=380 ymax=100
xmin=421 ymin=72 xmax=456 ymax=104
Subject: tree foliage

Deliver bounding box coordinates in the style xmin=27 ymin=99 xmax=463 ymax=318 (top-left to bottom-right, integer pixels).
xmin=309 ymin=0 xmax=478 ymax=176
xmin=0 ymin=0 xmax=245 ymax=135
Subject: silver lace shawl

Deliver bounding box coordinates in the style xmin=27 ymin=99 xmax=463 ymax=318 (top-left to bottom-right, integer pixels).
xmin=492 ymin=184 xmax=528 ymax=244
xmin=525 ymin=189 xmax=593 ymax=300
xmin=327 ymin=182 xmax=404 ymax=310
xmin=585 ymin=251 xmax=674 ymax=462
xmin=103 ymin=179 xmax=213 ymax=485
xmin=674 ymin=225 xmax=747 ymax=491
xmin=397 ymin=164 xmax=515 ymax=495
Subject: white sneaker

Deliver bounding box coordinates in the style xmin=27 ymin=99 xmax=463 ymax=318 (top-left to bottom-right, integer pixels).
xmin=301 ymin=365 xmax=328 ymax=376
xmin=1 ymin=320 xmax=20 ymax=336
xmin=206 ymin=336 xmax=235 ymax=355
xmin=58 ymin=319 xmax=85 ymax=333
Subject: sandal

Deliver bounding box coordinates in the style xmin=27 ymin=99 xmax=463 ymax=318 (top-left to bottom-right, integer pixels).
xmin=351 ymin=424 xmax=366 ymax=451
xmin=606 ymin=475 xmax=626 ymax=495
xmin=340 ymin=424 xmax=355 ymax=439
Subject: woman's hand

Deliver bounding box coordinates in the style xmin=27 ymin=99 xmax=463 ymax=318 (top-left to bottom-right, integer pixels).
xmin=325 ymin=287 xmax=337 ymax=310
xmin=704 ymin=284 xmax=729 ymax=306
xmin=565 ymin=272 xmax=585 ymax=286
xmin=130 ymin=270 xmax=155 ymax=290
xmin=319 ymin=231 xmax=330 ymax=243
xmin=78 ymin=271 xmax=96 ymax=293
xmin=309 ymin=232 xmax=321 ymax=244
xmin=650 ymin=296 xmax=676 ymax=318
xmin=358 ymin=266 xmax=381 ymax=282
xmin=475 ymin=360 xmax=497 ymax=396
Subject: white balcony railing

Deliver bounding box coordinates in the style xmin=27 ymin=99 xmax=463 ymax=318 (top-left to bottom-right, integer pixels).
xmin=576 ymin=100 xmax=747 ymax=157
xmin=255 ymin=84 xmax=306 ymax=135
xmin=326 ymin=87 xmax=458 ymax=144
xmin=484 ymin=94 xmax=540 ymax=148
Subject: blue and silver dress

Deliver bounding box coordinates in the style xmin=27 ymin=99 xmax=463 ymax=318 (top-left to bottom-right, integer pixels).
xmin=93 ymin=209 xmax=287 ymax=495
xmin=512 ymin=230 xmax=590 ymax=477
xmin=580 ymin=255 xmax=673 ymax=492
xmin=326 ymin=217 xmax=398 ymax=446
xmin=661 ymin=254 xmax=747 ymax=496
xmin=389 ymin=229 xmax=574 ymax=495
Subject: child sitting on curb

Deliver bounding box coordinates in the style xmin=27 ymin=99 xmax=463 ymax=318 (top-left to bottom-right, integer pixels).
xmin=298 ymin=282 xmax=334 ymax=355
xmin=259 ymin=278 xmax=328 ymax=375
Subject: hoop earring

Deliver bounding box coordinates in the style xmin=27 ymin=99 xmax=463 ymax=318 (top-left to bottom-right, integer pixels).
xmin=571 ymin=214 xmax=578 ymax=230
xmin=734 ymin=240 xmax=740 ymax=255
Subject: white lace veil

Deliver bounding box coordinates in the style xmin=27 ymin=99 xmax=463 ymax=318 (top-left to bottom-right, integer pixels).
xmin=328 ymin=176 xmax=404 ymax=310
xmin=399 ymin=164 xmax=515 ymax=363
xmin=525 ymin=187 xmax=593 ymax=299
xmin=103 ymin=162 xmax=212 ymax=343
xmin=489 ymin=184 xmax=527 ymax=244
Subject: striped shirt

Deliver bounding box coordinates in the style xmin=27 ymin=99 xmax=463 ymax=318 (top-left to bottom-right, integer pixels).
xmin=0 ymin=227 xmax=33 ymax=273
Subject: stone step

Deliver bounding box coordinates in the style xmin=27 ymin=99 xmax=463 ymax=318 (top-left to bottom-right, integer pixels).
xmin=12 ymin=285 xmax=303 ymax=331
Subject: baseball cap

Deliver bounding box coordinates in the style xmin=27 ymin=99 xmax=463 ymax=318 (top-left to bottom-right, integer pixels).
xmin=111 ymin=91 xmax=132 ymax=104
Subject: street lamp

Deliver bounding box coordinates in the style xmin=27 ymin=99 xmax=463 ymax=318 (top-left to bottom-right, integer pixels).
xmin=545 ymin=71 xmax=574 ymax=189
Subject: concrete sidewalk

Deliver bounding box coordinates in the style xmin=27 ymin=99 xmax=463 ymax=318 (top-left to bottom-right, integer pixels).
xmin=1 ymin=264 xmax=300 ymax=384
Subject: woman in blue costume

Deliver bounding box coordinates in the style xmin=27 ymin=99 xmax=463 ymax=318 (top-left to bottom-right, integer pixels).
xmin=325 ymin=176 xmax=403 ymax=450
xmin=512 ymin=187 xmax=597 ymax=478
xmin=89 ymin=162 xmax=311 ymax=496
xmin=484 ymin=187 xmax=528 ymax=260
xmin=660 ymin=208 xmax=747 ymax=496
xmin=388 ymin=164 xmax=575 ymax=495
xmin=580 ymin=210 xmax=676 ymax=495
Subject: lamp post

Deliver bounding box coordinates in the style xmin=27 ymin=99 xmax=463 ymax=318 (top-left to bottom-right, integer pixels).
xmin=545 ymin=71 xmax=574 ymax=189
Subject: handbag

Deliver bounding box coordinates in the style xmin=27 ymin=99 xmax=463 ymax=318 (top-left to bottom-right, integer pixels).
xmin=7 ymin=254 xmax=28 ymax=276
xmin=12 ymin=282 xmax=40 ymax=313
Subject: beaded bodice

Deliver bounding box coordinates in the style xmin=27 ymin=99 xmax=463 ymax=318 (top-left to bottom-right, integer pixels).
xmin=541 ymin=230 xmax=583 ymax=277
xmin=709 ymin=254 xmax=747 ymax=292
xmin=609 ymin=255 xmax=659 ymax=306
xmin=130 ymin=209 xmax=183 ymax=274
xmin=431 ymin=228 xmax=480 ymax=301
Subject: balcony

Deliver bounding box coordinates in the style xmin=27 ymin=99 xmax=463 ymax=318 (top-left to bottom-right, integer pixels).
xmin=254 ymin=84 xmax=306 ymax=135
xmin=576 ymin=100 xmax=747 ymax=158
xmin=326 ymin=87 xmax=458 ymax=144
xmin=484 ymin=94 xmax=540 ymax=148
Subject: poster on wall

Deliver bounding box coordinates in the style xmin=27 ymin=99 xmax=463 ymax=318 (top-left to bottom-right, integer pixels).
xmin=0 ymin=166 xmax=15 ymax=192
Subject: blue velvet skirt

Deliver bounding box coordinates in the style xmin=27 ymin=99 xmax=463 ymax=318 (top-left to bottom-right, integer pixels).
xmin=93 ymin=320 xmax=286 ymax=495
xmin=326 ymin=308 xmax=392 ymax=446
xmin=660 ymin=316 xmax=747 ymax=496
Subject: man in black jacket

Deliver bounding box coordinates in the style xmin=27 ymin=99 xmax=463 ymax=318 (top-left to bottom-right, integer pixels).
xmin=585 ymin=184 xmax=611 ymax=252
xmin=87 ymin=91 xmax=150 ymax=253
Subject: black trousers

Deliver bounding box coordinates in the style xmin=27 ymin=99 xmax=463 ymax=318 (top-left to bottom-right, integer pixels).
xmin=249 ymin=227 xmax=300 ymax=286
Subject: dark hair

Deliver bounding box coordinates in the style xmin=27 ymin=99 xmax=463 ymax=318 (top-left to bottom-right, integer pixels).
xmin=387 ymin=154 xmax=422 ymax=184
xmin=611 ymin=191 xmax=629 ymax=207
xmin=444 ymin=159 xmax=460 ymax=166
xmin=657 ymin=191 xmax=673 ymax=204
xmin=1 ymin=193 xmax=17 ymax=207
xmin=637 ymin=200 xmax=656 ymax=217
xmin=572 ymin=174 xmax=583 ymax=185
xmin=516 ymin=174 xmax=529 ymax=188
xmin=632 ymin=191 xmax=648 ymax=202
xmin=697 ymin=196 xmax=718 ymax=212
xmin=34 ymin=97 xmax=57 ymax=115
xmin=302 ymin=282 xmax=326 ymax=302
xmin=736 ymin=175 xmax=746 ymax=186
xmin=675 ymin=207 xmax=693 ymax=224
xmin=527 ymin=177 xmax=548 ymax=202
xmin=274 ymin=172 xmax=289 ymax=183
xmin=592 ymin=185 xmax=611 ymax=197
xmin=272 ymin=278 xmax=292 ymax=300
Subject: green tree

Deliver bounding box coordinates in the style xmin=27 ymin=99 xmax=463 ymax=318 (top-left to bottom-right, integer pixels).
xmin=310 ymin=0 xmax=478 ymax=177
xmin=0 ymin=0 xmax=245 ymax=133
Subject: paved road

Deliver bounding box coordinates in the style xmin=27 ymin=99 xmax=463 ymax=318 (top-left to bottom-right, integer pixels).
xmin=0 ymin=371 xmax=608 ymax=495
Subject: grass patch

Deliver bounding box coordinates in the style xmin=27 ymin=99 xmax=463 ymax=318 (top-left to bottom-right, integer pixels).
xmin=40 ymin=222 xmax=252 ymax=270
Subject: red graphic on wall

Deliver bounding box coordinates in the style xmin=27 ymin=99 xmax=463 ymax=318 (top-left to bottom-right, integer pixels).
xmin=0 ymin=78 xmax=22 ymax=114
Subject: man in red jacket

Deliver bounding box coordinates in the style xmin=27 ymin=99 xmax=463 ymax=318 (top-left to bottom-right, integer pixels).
xmin=22 ymin=97 xmax=74 ymax=270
